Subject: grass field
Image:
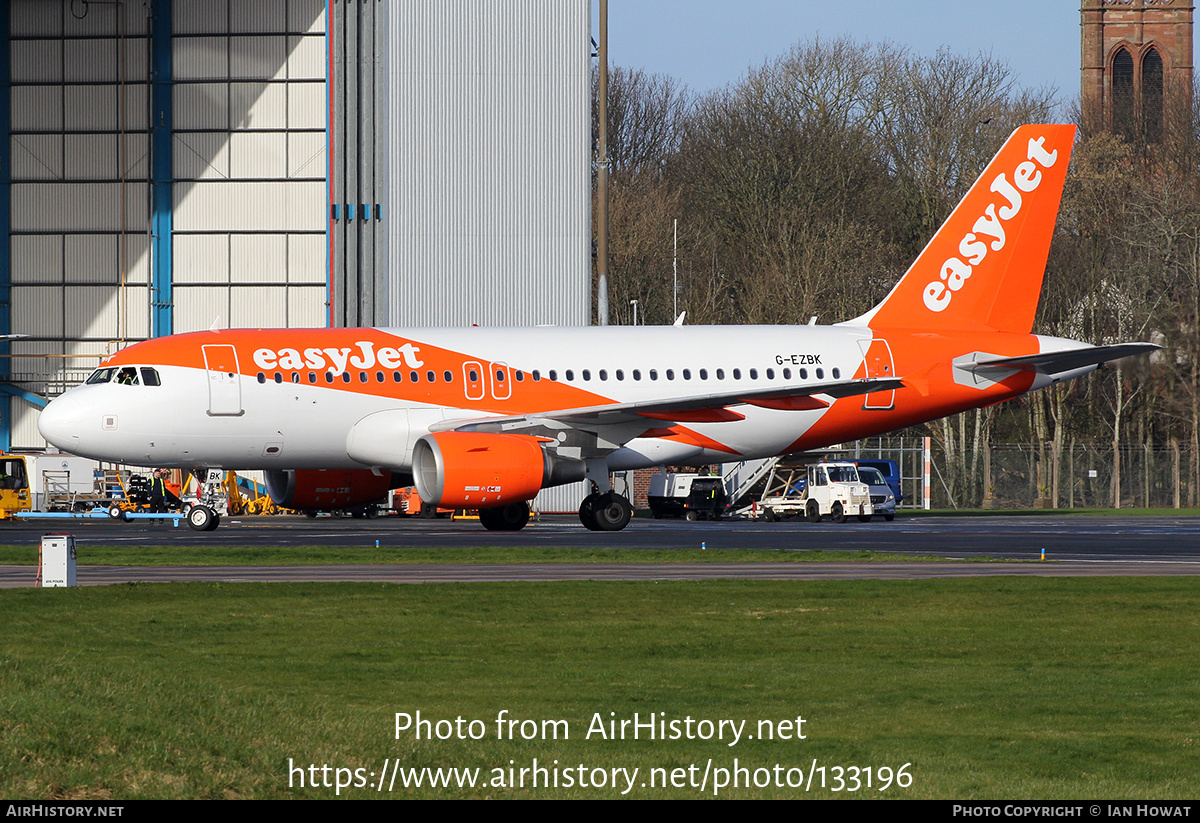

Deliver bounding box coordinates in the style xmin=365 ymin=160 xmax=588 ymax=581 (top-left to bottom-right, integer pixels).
xmin=2 ymin=576 xmax=1198 ymax=799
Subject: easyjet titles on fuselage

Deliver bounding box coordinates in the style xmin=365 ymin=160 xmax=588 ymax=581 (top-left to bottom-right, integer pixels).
xmin=251 ymin=340 xmax=425 ymax=374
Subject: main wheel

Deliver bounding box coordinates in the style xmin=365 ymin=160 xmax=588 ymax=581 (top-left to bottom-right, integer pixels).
xmin=806 ymin=500 xmax=821 ymax=523
xmin=831 ymin=502 xmax=847 ymax=524
xmin=579 ymin=493 xmax=600 ymax=530
xmin=187 ymin=504 xmax=216 ymax=531
xmin=579 ymin=492 xmax=632 ymax=531
xmin=592 ymin=493 xmax=632 ymax=531
xmin=479 ymin=502 xmax=530 ymax=531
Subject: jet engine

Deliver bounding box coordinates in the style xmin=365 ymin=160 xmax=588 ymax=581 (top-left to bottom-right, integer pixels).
xmin=264 ymin=468 xmax=401 ymax=511
xmin=412 ymin=432 xmax=584 ymax=509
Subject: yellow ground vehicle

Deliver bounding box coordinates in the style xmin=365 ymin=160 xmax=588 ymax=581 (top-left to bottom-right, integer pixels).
xmin=0 ymin=455 xmax=33 ymax=519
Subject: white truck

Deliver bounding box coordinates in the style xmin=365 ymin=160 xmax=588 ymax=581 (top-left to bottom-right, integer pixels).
xmin=758 ymin=461 xmax=873 ymax=523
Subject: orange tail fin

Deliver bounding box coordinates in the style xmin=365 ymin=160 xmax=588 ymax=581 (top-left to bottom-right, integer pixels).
xmin=853 ymin=124 xmax=1075 ymax=333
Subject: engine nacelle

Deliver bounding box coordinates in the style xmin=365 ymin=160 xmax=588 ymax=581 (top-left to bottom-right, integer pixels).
xmin=264 ymin=468 xmax=399 ymax=511
xmin=412 ymin=432 xmax=584 ymax=509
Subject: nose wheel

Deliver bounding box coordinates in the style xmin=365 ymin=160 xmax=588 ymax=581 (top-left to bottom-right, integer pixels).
xmin=579 ymin=492 xmax=632 ymax=531
xmin=187 ymin=504 xmax=221 ymax=531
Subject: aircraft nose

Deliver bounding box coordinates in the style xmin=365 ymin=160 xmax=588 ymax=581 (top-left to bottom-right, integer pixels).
xmin=38 ymin=391 xmax=85 ymax=452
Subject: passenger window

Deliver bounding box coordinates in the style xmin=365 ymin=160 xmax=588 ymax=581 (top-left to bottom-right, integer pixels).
xmin=766 ymin=368 xmax=774 ymax=379
xmin=699 ymin=369 xmax=707 ymax=380
xmin=649 ymin=370 xmax=658 ymax=381
xmin=309 ymin=372 xmax=317 ymax=383
xmin=410 ymin=371 xmax=420 ymax=382
xmin=733 ymin=369 xmax=741 ymax=379
xmin=359 ymin=372 xmax=368 ymax=383
xmin=515 ymin=370 xmax=524 ymax=382
xmin=800 ymin=368 xmax=807 ymax=379
xmin=324 ymin=372 xmax=334 ymax=384
xmin=616 ymin=370 xmax=624 ymax=381
xmin=341 ymin=372 xmax=351 ymax=383
xmin=532 ymin=370 xmax=541 ymax=381
xmin=749 ymin=369 xmax=758 ymax=379
xmin=716 ymin=368 xmax=724 ymax=380
xmin=376 ymin=371 xmax=385 ymax=383
xmin=427 ymin=370 xmax=436 ymax=382
xmin=443 ymin=370 xmax=453 ymax=383
xmin=257 ymin=372 xmax=266 ymax=384
xmin=274 ymin=372 xmax=283 ymax=384
xmin=140 ymin=368 xmax=161 ymax=386
xmin=549 ymin=370 xmax=557 ymax=381
xmin=599 ymin=370 xmax=607 ymax=381
xmin=783 ymin=368 xmax=791 ymax=379
xmin=682 ymin=369 xmax=691 ymax=380
xmin=633 ymin=370 xmax=641 ymax=380
xmin=393 ymin=371 xmax=402 ymax=382
xmin=582 ymin=370 xmax=591 ymax=381
xmin=832 ymin=368 xmax=840 ymax=379
xmin=565 ymin=370 xmax=574 ymax=381
xmin=291 ymin=372 xmax=300 ymax=384
xmin=816 ymin=368 xmax=824 ymax=379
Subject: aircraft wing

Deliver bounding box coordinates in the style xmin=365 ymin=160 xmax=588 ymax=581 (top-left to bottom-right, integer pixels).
xmin=971 ymin=343 xmax=1160 ymax=375
xmin=429 ymin=376 xmax=906 ymax=435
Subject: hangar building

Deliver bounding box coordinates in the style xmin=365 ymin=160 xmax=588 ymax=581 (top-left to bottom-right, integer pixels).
xmin=1 ymin=0 xmax=592 ymax=452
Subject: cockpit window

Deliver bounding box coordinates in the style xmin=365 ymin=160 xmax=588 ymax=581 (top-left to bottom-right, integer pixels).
xmin=86 ymin=368 xmax=115 ymax=384
xmin=140 ymin=368 xmax=161 ymax=386
xmin=115 ymin=367 xmax=140 ymax=386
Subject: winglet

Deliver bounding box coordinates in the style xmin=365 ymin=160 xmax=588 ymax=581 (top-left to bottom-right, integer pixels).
xmin=851 ymin=124 xmax=1076 ymax=334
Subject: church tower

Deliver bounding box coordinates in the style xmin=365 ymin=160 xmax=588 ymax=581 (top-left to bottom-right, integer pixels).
xmin=1081 ymin=0 xmax=1194 ymax=140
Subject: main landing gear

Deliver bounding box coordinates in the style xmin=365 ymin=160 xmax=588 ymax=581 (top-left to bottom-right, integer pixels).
xmin=479 ymin=502 xmax=531 ymax=531
xmin=578 ymin=491 xmax=632 ymax=531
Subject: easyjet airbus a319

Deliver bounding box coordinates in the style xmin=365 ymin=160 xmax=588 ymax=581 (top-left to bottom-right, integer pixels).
xmin=38 ymin=125 xmax=1155 ymax=531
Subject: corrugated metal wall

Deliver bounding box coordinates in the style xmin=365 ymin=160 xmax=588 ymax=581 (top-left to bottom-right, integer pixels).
xmin=376 ymin=0 xmax=591 ymax=328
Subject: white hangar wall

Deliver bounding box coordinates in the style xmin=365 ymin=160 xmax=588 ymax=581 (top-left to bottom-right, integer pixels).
xmin=171 ymin=0 xmax=328 ymax=334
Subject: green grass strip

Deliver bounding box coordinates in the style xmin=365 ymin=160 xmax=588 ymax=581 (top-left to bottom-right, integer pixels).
xmin=2 ymin=577 xmax=1197 ymax=798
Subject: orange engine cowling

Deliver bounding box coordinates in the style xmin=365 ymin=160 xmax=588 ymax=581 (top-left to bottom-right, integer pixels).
xmin=264 ymin=468 xmax=396 ymax=511
xmin=412 ymin=432 xmax=553 ymax=509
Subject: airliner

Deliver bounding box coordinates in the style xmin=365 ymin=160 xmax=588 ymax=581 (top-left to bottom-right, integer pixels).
xmin=37 ymin=124 xmax=1155 ymax=531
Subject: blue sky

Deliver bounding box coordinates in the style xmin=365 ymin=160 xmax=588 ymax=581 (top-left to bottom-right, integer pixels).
xmin=601 ymin=1 xmax=1086 ymax=107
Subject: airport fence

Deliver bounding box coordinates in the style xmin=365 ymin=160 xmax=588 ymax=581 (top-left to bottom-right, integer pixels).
xmin=852 ymin=436 xmax=1196 ymax=510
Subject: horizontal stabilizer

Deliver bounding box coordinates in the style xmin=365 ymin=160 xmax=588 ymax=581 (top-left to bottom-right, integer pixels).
xmin=971 ymin=343 xmax=1159 ymax=375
